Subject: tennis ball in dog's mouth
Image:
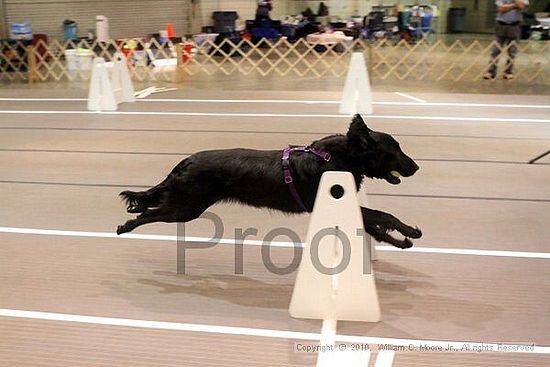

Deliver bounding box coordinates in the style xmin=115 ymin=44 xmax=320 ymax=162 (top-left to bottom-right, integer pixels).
xmin=390 ymin=170 xmax=402 ymax=178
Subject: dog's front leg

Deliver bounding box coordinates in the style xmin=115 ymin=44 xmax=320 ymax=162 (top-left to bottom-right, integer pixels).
xmin=361 ymin=207 xmax=422 ymax=239
xmin=360 ymin=207 xmax=421 ymax=249
xmin=363 ymin=223 xmax=413 ymax=249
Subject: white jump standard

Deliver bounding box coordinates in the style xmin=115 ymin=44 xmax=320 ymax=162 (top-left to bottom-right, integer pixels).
xmin=290 ymin=171 xmax=381 ymax=367
xmin=87 ymin=53 xmax=135 ymax=111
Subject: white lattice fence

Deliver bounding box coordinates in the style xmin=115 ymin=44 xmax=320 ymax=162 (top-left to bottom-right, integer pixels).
xmin=368 ymin=39 xmax=549 ymax=82
xmin=1 ymin=38 xmax=548 ymax=83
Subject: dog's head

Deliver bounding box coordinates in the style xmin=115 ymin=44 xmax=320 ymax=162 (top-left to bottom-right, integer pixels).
xmin=346 ymin=114 xmax=419 ymax=184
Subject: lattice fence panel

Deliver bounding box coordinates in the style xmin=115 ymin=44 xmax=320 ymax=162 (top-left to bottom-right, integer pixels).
xmin=1 ymin=38 xmax=548 ymax=84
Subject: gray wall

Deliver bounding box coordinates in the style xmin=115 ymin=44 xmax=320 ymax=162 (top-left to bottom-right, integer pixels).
xmin=1 ymin=1 xmax=6 ymax=37
xmin=450 ymin=0 xmax=495 ymax=33
xmin=4 ymin=0 xmax=192 ymax=39
xmin=2 ymin=0 xmax=530 ymax=39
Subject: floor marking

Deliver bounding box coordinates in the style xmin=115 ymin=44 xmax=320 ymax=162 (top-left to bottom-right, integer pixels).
xmin=374 ymin=350 xmax=395 ymax=367
xmin=371 ymin=193 xmax=550 ymax=203
xmin=0 ymin=98 xmax=338 ymax=104
xmin=0 ymin=97 xmax=549 ymax=109
xmin=1 ymin=226 xmax=549 ymax=259
xmin=0 ymin=309 xmax=548 ymax=354
xmin=0 ymin=110 xmax=548 ymax=123
xmin=0 ymin=110 xmax=345 ymax=118
xmin=0 ymin=149 xmax=542 ymax=165
xmin=376 ymin=101 xmax=550 ymax=109
xmin=1 ymin=129 xmax=548 ymax=142
xmin=0 ymin=180 xmax=150 ymax=188
xmin=1 ymin=180 xmax=548 ymax=202
xmin=0 ymin=98 xmax=86 ymax=102
xmin=394 ymin=92 xmax=427 ymax=103
xmin=529 ymin=149 xmax=550 ymax=164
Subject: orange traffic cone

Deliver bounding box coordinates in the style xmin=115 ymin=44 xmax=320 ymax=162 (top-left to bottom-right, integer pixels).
xmin=165 ymin=23 xmax=174 ymax=38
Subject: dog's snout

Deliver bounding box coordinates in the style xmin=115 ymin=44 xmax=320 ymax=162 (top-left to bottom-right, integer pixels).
xmin=402 ymin=156 xmax=419 ymax=177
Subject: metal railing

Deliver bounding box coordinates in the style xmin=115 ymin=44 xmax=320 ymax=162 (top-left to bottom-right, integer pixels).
xmin=1 ymin=37 xmax=548 ymax=83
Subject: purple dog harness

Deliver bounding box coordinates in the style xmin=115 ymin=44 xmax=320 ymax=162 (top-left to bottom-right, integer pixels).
xmin=282 ymin=145 xmax=332 ymax=211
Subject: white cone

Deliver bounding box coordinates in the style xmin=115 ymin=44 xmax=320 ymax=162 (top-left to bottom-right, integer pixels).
xmin=113 ymin=52 xmax=135 ymax=103
xmin=339 ymin=52 xmax=373 ymax=115
xmin=87 ymin=58 xmax=117 ymax=111
xmin=87 ymin=54 xmax=135 ymax=112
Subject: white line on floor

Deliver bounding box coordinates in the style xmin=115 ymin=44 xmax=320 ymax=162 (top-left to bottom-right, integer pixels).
xmin=375 ymin=101 xmax=550 ymax=109
xmin=374 ymin=350 xmax=395 ymax=367
xmin=1 ymin=226 xmax=549 ymax=259
xmin=0 ymin=97 xmax=549 ymax=109
xmin=0 ymin=309 xmax=548 ymax=354
xmin=0 ymin=110 xmax=548 ymax=123
xmin=394 ymin=92 xmax=427 ymax=103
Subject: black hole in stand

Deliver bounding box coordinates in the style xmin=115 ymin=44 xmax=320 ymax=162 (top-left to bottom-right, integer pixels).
xmin=330 ymin=184 xmax=344 ymax=199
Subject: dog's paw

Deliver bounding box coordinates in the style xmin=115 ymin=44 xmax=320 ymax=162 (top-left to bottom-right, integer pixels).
xmin=116 ymin=225 xmax=126 ymax=235
xmin=127 ymin=205 xmax=141 ymax=214
xmin=409 ymin=226 xmax=422 ymax=239
xmin=398 ymin=225 xmax=422 ymax=239
xmin=397 ymin=238 xmax=414 ymax=249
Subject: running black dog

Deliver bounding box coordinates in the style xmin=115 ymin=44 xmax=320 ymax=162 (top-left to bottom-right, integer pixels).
xmin=117 ymin=115 xmax=422 ymax=248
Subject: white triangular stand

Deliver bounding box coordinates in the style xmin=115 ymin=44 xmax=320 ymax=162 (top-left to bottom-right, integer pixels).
xmin=339 ymin=52 xmax=373 ymax=115
xmin=111 ymin=53 xmax=136 ymax=105
xmin=87 ymin=58 xmax=116 ymax=111
xmin=289 ymin=172 xmax=380 ymax=367
xmin=289 ymin=171 xmax=380 ymax=321
xmin=87 ymin=53 xmax=135 ymax=111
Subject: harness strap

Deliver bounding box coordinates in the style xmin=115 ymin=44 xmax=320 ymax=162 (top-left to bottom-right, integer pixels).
xmin=282 ymin=145 xmax=332 ymax=211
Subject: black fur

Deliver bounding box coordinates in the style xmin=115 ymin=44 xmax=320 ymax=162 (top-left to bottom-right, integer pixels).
xmin=117 ymin=115 xmax=422 ymax=248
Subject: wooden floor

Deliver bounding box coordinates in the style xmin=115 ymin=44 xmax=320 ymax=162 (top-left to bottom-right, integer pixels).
xmin=0 ymin=89 xmax=549 ymax=366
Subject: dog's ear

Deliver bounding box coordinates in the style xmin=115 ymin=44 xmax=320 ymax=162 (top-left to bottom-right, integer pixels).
xmin=347 ymin=114 xmax=374 ymax=149
xmin=348 ymin=114 xmax=372 ymax=135
xmin=347 ymin=114 xmax=374 ymax=155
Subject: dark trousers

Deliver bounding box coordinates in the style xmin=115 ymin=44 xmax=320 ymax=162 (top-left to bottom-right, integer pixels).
xmin=255 ymin=6 xmax=271 ymax=21
xmin=488 ymin=22 xmax=520 ymax=76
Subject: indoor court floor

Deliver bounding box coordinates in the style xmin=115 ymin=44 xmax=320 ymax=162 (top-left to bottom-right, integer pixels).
xmin=0 ymin=88 xmax=549 ymax=366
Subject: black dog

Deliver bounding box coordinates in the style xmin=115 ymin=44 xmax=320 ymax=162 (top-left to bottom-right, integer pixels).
xmin=117 ymin=115 xmax=421 ymax=248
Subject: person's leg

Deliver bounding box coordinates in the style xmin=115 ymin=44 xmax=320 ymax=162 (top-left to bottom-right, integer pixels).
xmin=486 ymin=23 xmax=505 ymax=78
xmin=504 ymin=25 xmax=520 ymax=76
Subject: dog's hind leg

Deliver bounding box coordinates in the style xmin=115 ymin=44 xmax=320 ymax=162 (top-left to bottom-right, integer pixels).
xmin=121 ymin=185 xmax=170 ymax=214
xmin=116 ymin=204 xmax=211 ymax=235
xmin=120 ymin=190 xmax=149 ymax=213
xmin=117 ymin=214 xmax=173 ymax=235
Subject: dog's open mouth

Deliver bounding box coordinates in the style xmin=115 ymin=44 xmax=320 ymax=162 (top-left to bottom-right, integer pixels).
xmin=385 ymin=170 xmax=402 ymax=185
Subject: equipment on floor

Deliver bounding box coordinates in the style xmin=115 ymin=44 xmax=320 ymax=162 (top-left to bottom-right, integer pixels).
xmin=87 ymin=53 xmax=135 ymax=111
xmin=134 ymin=86 xmax=178 ymax=99
xmin=289 ymin=171 xmax=380 ymax=367
xmin=340 ymin=52 xmax=372 ymax=115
